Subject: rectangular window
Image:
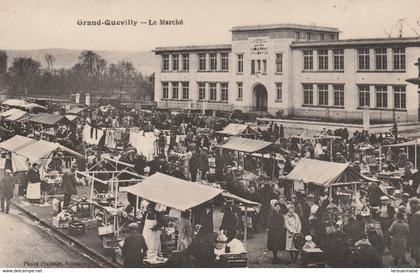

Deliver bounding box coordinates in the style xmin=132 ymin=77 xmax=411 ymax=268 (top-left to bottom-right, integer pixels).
xmin=221 ymin=53 xmax=229 ymax=71
xmin=375 ymin=49 xmax=387 ymax=70
xmin=162 ymin=55 xmax=169 ymax=71
xmin=306 ymin=32 xmax=311 ymax=40
xmin=275 ymin=53 xmax=283 ymax=73
xmin=333 ymin=84 xmax=344 ymax=107
xmin=303 ymin=84 xmax=314 ymax=105
xmin=333 ymin=49 xmax=344 ymax=71
xmin=198 ymin=82 xmax=206 ymax=100
xmin=320 ymin=34 xmax=325 ymax=40
xmin=318 ymin=50 xmax=328 ymax=70
xmin=257 ymin=60 xmax=261 ymax=73
xmin=172 ymin=54 xmax=179 ymax=71
xmin=182 ymin=82 xmax=189 ymax=99
xmin=262 ymin=60 xmax=267 ymax=74
xmin=394 ymin=86 xmax=406 ymax=109
xmin=209 ymin=83 xmax=217 ymax=101
xmin=237 ymin=54 xmax=243 ymax=73
xmin=162 ymin=82 xmax=169 ymax=99
xmin=221 ymin=83 xmax=228 ymax=101
xmin=358 ymin=85 xmax=370 ymax=107
xmin=210 ymin=53 xmax=217 ymax=71
xmin=358 ymin=49 xmax=370 ymax=70
xmin=329 ymin=34 xmax=335 ymax=40
xmin=181 ymin=54 xmax=189 ymax=71
xmin=318 ymin=84 xmax=329 ymax=106
xmin=276 ymin=83 xmax=282 ymax=101
xmin=295 ymin=32 xmax=301 ymax=40
xmin=303 ymin=50 xmax=313 ymax=70
xmin=198 ymin=53 xmax=206 ymax=71
xmin=251 ymin=60 xmax=255 ymax=74
xmin=375 ymin=85 xmax=388 ymax=108
xmin=393 ymin=48 xmax=406 ymax=70
xmin=237 ymin=82 xmax=243 ymax=99
xmin=172 ymin=82 xmax=179 ymax=99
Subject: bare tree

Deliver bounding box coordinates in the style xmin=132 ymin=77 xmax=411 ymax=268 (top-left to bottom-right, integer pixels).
xmin=44 ymin=53 xmax=56 ymax=73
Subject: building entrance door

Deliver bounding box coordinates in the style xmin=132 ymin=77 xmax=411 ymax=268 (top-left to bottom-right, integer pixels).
xmin=253 ymin=84 xmax=268 ymax=112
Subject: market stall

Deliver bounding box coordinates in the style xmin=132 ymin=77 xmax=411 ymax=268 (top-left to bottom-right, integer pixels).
xmin=120 ymin=173 xmax=260 ymax=265
xmin=216 ymin=123 xmax=259 ymax=139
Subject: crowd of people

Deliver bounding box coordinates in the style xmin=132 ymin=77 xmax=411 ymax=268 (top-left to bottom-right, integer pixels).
xmin=1 ymin=102 xmax=420 ymax=267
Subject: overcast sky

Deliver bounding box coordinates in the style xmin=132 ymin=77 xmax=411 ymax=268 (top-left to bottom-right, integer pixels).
xmin=0 ymin=0 xmax=419 ymax=51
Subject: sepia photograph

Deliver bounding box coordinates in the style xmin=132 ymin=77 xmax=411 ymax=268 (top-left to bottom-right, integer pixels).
xmin=0 ymin=0 xmax=420 ymax=271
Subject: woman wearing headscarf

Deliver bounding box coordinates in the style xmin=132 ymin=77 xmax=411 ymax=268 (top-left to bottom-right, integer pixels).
xmin=411 ymin=211 xmax=420 ymax=266
xmin=284 ymin=205 xmax=302 ymax=263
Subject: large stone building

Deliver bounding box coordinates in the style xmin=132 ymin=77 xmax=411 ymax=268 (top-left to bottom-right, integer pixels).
xmin=153 ymin=23 xmax=420 ymax=123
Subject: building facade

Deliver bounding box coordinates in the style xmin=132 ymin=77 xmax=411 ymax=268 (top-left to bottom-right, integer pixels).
xmin=153 ymin=23 xmax=420 ymax=123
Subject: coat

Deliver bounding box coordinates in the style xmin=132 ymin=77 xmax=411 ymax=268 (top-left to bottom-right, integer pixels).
xmin=62 ymin=171 xmax=78 ymax=195
xmin=199 ymin=151 xmax=209 ymax=171
xmin=0 ymin=174 xmax=14 ymax=199
xmin=122 ymin=232 xmax=147 ymax=267
xmin=267 ymin=210 xmax=286 ymax=251
xmin=26 ymin=168 xmax=41 ymax=184
xmin=389 ymin=219 xmax=409 ymax=259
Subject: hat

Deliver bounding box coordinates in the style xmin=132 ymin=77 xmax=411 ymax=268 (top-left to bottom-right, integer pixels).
xmin=394 ymin=190 xmax=402 ymax=195
xmin=5 ymin=169 xmax=12 ymax=174
xmin=203 ymin=147 xmax=208 ymax=150
xmin=305 ymin=235 xmax=312 ymax=241
xmin=402 ymin=193 xmax=410 ymax=198
xmin=380 ymin=196 xmax=390 ymax=201
xmin=128 ymin=223 xmax=139 ymax=230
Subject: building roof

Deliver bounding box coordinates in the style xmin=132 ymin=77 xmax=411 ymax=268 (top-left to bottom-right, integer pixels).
xmin=153 ymin=44 xmax=232 ymax=53
xmin=291 ymin=36 xmax=420 ymax=48
xmin=231 ymin=23 xmax=339 ymax=33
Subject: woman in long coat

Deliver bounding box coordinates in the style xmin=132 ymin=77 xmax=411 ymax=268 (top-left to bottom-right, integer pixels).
xmin=267 ymin=203 xmax=286 ymax=263
xmin=284 ymin=205 xmax=302 ymax=263
xmin=389 ymin=212 xmax=409 ymax=266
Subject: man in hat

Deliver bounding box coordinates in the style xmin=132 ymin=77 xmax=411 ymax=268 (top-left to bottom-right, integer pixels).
xmin=62 ymin=163 xmax=81 ymax=210
xmin=199 ymin=147 xmax=209 ymax=181
xmin=122 ymin=223 xmax=147 ymax=267
xmin=1 ymin=169 xmax=15 ymax=214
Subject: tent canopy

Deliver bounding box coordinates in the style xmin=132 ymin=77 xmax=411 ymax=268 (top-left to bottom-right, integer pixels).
xmin=383 ymin=139 xmax=420 ymax=148
xmin=216 ymin=123 xmax=258 ymax=136
xmin=0 ymin=108 xmax=29 ymax=121
xmin=120 ymin=173 xmax=260 ymax=211
xmin=0 ymin=135 xmax=37 ymax=152
xmin=67 ymin=107 xmax=85 ymax=115
xmin=10 ymin=139 xmax=82 ymax=171
xmin=218 ymin=137 xmax=273 ymax=153
xmin=30 ymin=113 xmax=69 ymax=126
xmin=286 ymin=158 xmax=375 ymax=187
xmin=65 ymin=114 xmax=78 ymax=122
xmin=2 ymin=99 xmax=46 ymax=110
xmin=120 ymin=173 xmax=224 ymax=211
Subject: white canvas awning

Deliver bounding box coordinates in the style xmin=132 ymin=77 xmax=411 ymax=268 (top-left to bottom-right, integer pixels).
xmin=218 ymin=137 xmax=273 ymax=153
xmin=0 ymin=135 xmax=37 ymax=152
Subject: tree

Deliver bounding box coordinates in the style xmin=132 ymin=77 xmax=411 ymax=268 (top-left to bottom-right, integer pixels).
xmin=108 ymin=60 xmax=136 ymax=93
xmin=78 ymin=50 xmax=107 ymax=86
xmin=44 ymin=53 xmax=56 ymax=73
xmin=7 ymin=57 xmax=41 ymax=95
xmin=0 ymin=50 xmax=7 ymax=78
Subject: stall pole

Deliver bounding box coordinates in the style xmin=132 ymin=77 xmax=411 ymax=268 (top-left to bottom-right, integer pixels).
xmin=90 ymin=172 xmax=95 ymax=202
xmin=379 ymin=145 xmax=382 ymax=171
xmin=244 ymin=205 xmax=248 ymax=243
xmin=329 ymin=187 xmax=332 ymax=200
xmin=330 ymin=139 xmax=333 ymax=162
xmin=414 ymin=137 xmax=417 ymax=170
